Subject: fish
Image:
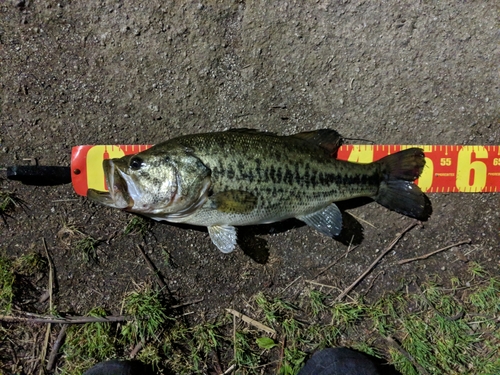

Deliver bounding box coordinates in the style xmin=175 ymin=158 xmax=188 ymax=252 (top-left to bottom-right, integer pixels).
xmin=87 ymin=129 xmax=431 ymax=253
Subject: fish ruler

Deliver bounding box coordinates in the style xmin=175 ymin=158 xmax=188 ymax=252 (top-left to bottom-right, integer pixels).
xmin=70 ymin=145 xmax=500 ymax=196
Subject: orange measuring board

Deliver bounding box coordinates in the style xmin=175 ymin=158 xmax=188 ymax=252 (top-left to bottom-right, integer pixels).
xmin=71 ymin=144 xmax=500 ymax=196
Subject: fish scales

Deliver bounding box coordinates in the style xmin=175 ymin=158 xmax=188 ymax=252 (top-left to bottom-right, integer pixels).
xmin=166 ymin=131 xmax=379 ymax=220
xmin=87 ymin=129 xmax=431 ymax=253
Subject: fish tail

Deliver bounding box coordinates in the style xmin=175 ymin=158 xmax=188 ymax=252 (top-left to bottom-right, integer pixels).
xmin=374 ymin=148 xmax=432 ymax=220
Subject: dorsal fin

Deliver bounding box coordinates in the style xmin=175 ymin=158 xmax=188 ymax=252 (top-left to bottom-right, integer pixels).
xmin=225 ymin=128 xmax=277 ymax=136
xmin=224 ymin=128 xmax=343 ymax=157
xmin=289 ymin=129 xmax=344 ymax=158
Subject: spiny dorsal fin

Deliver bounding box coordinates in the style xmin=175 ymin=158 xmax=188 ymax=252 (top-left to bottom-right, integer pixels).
xmin=225 ymin=128 xmax=277 ymax=136
xmin=289 ymin=129 xmax=344 ymax=157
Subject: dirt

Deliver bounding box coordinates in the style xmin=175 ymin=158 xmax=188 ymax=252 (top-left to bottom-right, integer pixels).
xmin=0 ymin=0 xmax=499 ymax=371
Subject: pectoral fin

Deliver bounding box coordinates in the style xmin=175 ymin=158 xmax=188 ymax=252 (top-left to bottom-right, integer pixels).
xmin=210 ymin=190 xmax=257 ymax=214
xmin=298 ymin=204 xmax=343 ymax=237
xmin=208 ymin=225 xmax=238 ymax=253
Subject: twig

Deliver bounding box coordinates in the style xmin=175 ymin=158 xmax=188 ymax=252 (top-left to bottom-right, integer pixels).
xmin=386 ymin=336 xmax=430 ymax=375
xmin=305 ymin=281 xmax=360 ymax=303
xmin=130 ymin=341 xmax=143 ymax=358
xmin=213 ymin=349 xmax=223 ymax=374
xmin=463 ymin=244 xmax=480 ymax=257
xmin=42 ymin=238 xmax=55 ymax=312
xmin=40 ymin=314 xmax=51 ymax=374
xmin=315 ymin=242 xmax=359 ymax=278
xmin=136 ymin=244 xmax=167 ymax=290
xmin=46 ymin=324 xmax=67 ymax=371
xmin=40 ymin=238 xmax=54 ymax=374
xmin=398 ymin=240 xmax=471 ymax=265
xmin=348 ymin=213 xmax=376 ymax=228
xmin=226 ymin=308 xmax=276 ymax=336
xmin=336 ymin=222 xmax=418 ymax=301
xmin=222 ymin=364 xmax=236 ymax=375
xmin=171 ymin=298 xmax=204 ymax=309
xmin=232 ymin=313 xmax=236 ymax=371
xmin=0 ymin=314 xmax=134 ymax=324
xmin=8 ymin=341 xmax=18 ymax=367
xmin=305 ymin=280 xmax=338 ymax=290
xmin=277 ymin=335 xmax=286 ymax=372
xmin=30 ymin=331 xmax=39 ymax=375
xmin=363 ymin=270 xmax=385 ymax=296
xmin=279 ymin=276 xmax=302 ymax=295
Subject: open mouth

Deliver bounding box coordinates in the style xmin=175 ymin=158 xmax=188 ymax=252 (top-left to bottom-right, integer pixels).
xmin=87 ymin=159 xmax=133 ymax=209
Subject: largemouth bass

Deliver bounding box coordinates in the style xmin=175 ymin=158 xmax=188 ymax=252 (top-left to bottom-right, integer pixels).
xmin=87 ymin=129 xmax=431 ymax=253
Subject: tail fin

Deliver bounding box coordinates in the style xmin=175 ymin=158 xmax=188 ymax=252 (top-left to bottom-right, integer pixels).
xmin=375 ymin=148 xmax=432 ymax=221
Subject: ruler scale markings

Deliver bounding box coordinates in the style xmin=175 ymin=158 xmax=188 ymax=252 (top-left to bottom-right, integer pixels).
xmin=71 ymin=144 xmax=500 ymax=196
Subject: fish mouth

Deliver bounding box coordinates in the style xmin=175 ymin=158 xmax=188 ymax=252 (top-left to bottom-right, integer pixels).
xmin=87 ymin=159 xmax=133 ymax=209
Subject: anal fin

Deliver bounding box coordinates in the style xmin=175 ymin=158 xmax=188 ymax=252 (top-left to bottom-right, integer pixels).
xmin=208 ymin=225 xmax=238 ymax=253
xmin=298 ymin=204 xmax=343 ymax=237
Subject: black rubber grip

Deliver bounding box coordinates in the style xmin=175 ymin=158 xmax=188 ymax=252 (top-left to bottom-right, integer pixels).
xmin=6 ymin=166 xmax=71 ymax=186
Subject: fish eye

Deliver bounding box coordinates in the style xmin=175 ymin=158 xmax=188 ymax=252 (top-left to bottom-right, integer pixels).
xmin=130 ymin=157 xmax=143 ymax=170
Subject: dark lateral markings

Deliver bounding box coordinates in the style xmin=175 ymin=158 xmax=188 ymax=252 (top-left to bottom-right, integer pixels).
xmin=210 ymin=160 xmax=381 ymax=193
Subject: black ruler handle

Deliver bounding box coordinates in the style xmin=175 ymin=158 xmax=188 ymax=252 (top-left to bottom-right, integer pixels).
xmin=6 ymin=166 xmax=71 ymax=186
